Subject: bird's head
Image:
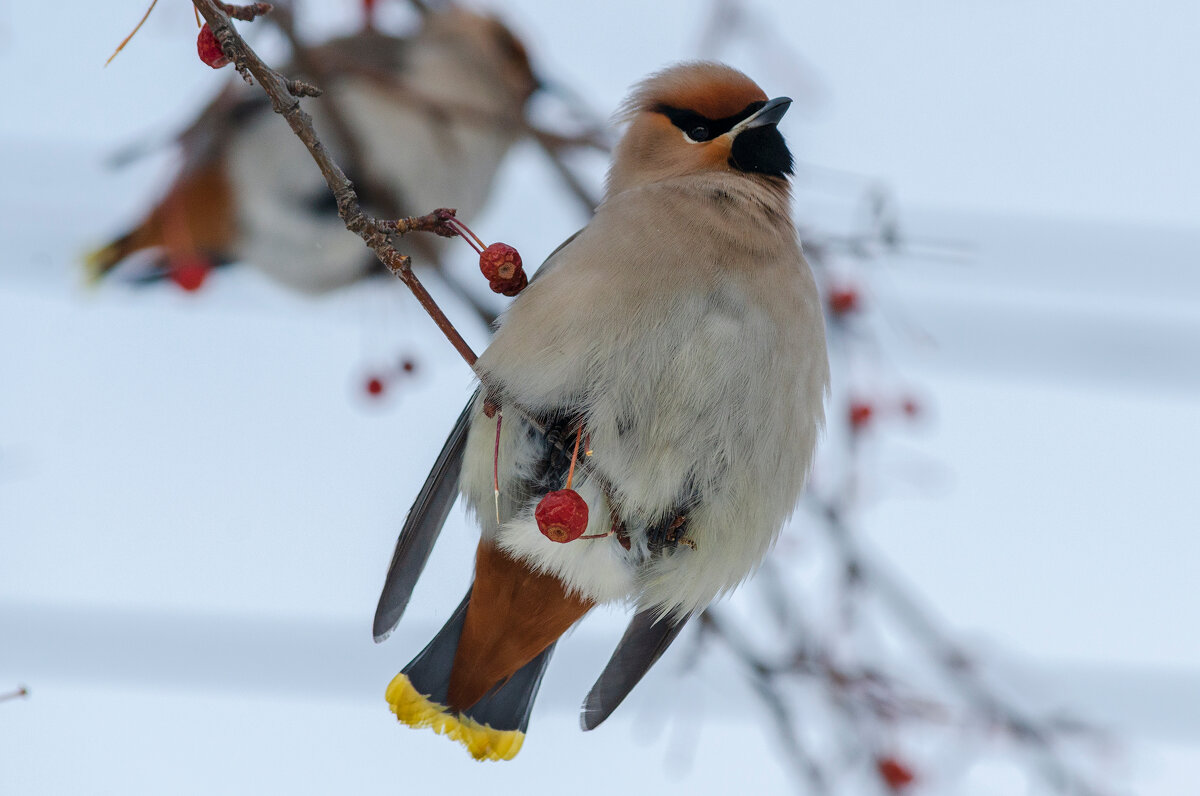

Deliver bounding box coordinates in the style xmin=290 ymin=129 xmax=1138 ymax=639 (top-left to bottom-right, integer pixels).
xmin=427 ymin=9 xmax=538 ymax=108
xmin=605 ymin=62 xmax=794 ymax=196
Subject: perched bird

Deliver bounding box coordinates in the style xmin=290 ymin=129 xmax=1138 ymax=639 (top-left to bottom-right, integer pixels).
xmin=87 ymin=7 xmax=537 ymax=298
xmin=374 ymin=62 xmax=829 ymax=761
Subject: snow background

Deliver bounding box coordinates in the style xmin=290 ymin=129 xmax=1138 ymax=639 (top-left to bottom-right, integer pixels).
xmin=2 ymin=0 xmax=1198 ymax=793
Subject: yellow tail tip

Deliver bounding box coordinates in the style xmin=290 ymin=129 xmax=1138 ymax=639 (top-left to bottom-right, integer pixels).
xmin=385 ymin=672 xmax=525 ymax=761
xmin=82 ymin=242 xmax=121 ymax=285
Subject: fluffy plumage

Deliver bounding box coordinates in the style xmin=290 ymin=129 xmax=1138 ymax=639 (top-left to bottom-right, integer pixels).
xmin=376 ymin=61 xmax=829 ymax=760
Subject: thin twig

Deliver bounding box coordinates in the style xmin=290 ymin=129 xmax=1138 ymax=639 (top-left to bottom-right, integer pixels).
xmin=529 ymin=130 xmax=601 ymax=211
xmin=0 ymin=686 xmax=29 ymax=703
xmin=106 ymin=0 xmax=160 ymax=66
xmin=188 ymin=0 xmax=611 ymax=489
xmin=219 ymin=1 xmax=273 ymax=22
xmin=191 ymin=0 xmax=476 ymax=367
xmin=267 ymin=5 xmax=403 ymax=218
xmin=699 ymin=611 xmax=830 ymax=793
xmin=812 ymin=499 xmax=1108 ymax=796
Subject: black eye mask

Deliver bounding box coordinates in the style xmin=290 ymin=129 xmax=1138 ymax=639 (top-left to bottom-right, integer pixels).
xmin=654 ymin=100 xmax=767 ymax=142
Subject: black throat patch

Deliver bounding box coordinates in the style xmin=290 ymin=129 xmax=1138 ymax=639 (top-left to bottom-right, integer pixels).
xmin=729 ymin=125 xmax=793 ymax=177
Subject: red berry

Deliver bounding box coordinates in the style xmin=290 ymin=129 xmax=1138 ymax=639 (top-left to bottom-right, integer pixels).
xmin=168 ymin=258 xmax=211 ymax=292
xmin=365 ymin=376 xmax=385 ymax=397
xmin=828 ymin=286 xmax=861 ymax=315
xmin=197 ymin=24 xmax=230 ymax=69
xmin=479 ymin=242 xmax=527 ymax=296
xmin=849 ymin=401 xmax=873 ymax=431
xmin=535 ymin=489 xmax=589 ymax=543
xmin=876 ymin=757 xmax=916 ymax=791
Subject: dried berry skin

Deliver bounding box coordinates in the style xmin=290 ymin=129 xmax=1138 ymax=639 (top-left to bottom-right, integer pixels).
xmin=535 ymin=489 xmax=589 ymax=543
xmin=197 ymin=24 xmax=230 ymax=69
xmin=490 ymin=270 xmax=528 ymax=297
xmin=479 ymin=243 xmax=522 ymax=278
xmin=479 ymin=243 xmax=527 ymax=296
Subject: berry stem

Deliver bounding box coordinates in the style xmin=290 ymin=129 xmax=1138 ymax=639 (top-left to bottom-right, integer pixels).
xmin=106 ymin=0 xmax=161 ymax=66
xmin=565 ymin=424 xmax=583 ymax=489
xmin=0 ymin=686 xmax=28 ymax=703
xmin=445 ymin=217 xmax=486 ymax=254
xmin=493 ymin=412 xmax=503 ymax=524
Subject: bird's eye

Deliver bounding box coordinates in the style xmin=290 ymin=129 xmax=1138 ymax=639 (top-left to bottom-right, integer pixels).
xmin=687 ymin=126 xmax=709 ymax=142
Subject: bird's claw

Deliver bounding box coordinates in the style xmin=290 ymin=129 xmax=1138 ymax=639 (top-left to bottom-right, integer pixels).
xmin=646 ymin=514 xmax=693 ymax=554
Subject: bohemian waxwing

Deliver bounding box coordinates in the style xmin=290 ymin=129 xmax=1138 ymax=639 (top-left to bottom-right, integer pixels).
xmin=87 ymin=7 xmax=537 ymax=296
xmin=374 ymin=61 xmax=829 ymax=761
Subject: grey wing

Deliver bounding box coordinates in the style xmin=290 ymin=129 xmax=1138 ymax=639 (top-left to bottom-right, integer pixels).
xmin=580 ymin=608 xmax=691 ymax=730
xmin=527 ymin=229 xmax=582 ymax=284
xmin=372 ymin=396 xmax=475 ymax=642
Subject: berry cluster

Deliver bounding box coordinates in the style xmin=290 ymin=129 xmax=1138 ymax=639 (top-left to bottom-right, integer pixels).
xmin=362 ymin=357 xmax=419 ymax=399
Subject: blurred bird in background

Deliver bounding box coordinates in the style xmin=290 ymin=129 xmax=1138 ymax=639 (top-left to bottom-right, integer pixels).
xmin=86 ymin=3 xmax=539 ymax=308
xmin=373 ymin=61 xmax=830 ymax=761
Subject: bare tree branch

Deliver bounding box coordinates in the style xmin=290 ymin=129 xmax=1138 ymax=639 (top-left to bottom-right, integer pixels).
xmin=191 ymin=0 xmax=478 ymax=367
xmin=188 ymin=0 xmax=618 ymax=490
xmin=0 ymin=685 xmax=29 ymax=704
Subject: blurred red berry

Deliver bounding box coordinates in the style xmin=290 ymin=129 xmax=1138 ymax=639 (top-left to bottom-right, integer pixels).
xmin=365 ymin=377 xmax=385 ymax=397
xmin=400 ymin=358 xmax=417 ymax=374
xmin=901 ymin=397 xmax=920 ymax=418
xmin=362 ymin=0 xmax=379 ymax=27
xmin=876 ymin=756 xmax=916 ymax=790
xmin=828 ymin=286 xmax=861 ymax=315
xmin=535 ymin=489 xmax=589 ymax=543
xmin=196 ymin=24 xmax=230 ymax=69
xmin=849 ymin=401 xmax=874 ymax=431
xmin=168 ymin=258 xmax=211 ymax=292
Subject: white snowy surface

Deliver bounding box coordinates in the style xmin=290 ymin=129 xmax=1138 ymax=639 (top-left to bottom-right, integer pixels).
xmin=2 ymin=1 xmax=1199 ymax=794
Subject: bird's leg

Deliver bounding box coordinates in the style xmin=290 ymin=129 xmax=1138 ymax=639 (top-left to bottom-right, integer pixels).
xmin=646 ymin=513 xmax=693 ymax=554
xmin=593 ymin=503 xmax=632 ymax=550
xmin=532 ymin=413 xmax=585 ymax=494
xmin=644 ymin=477 xmax=702 ymax=553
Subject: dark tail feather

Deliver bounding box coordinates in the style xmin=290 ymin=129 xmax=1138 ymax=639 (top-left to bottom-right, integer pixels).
xmin=402 ymin=588 xmax=555 ymax=734
xmin=463 ymin=645 xmax=554 ymax=735
xmin=385 ymin=586 xmax=554 ymax=761
xmin=373 ymin=396 xmax=474 ymax=641
xmin=580 ymin=608 xmax=691 ymax=730
xmin=397 ymin=590 xmax=472 ymax=708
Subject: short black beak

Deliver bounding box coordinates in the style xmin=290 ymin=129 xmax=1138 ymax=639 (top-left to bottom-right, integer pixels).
xmin=727 ymin=96 xmax=795 ymax=177
xmin=742 ymin=96 xmax=792 ymax=130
